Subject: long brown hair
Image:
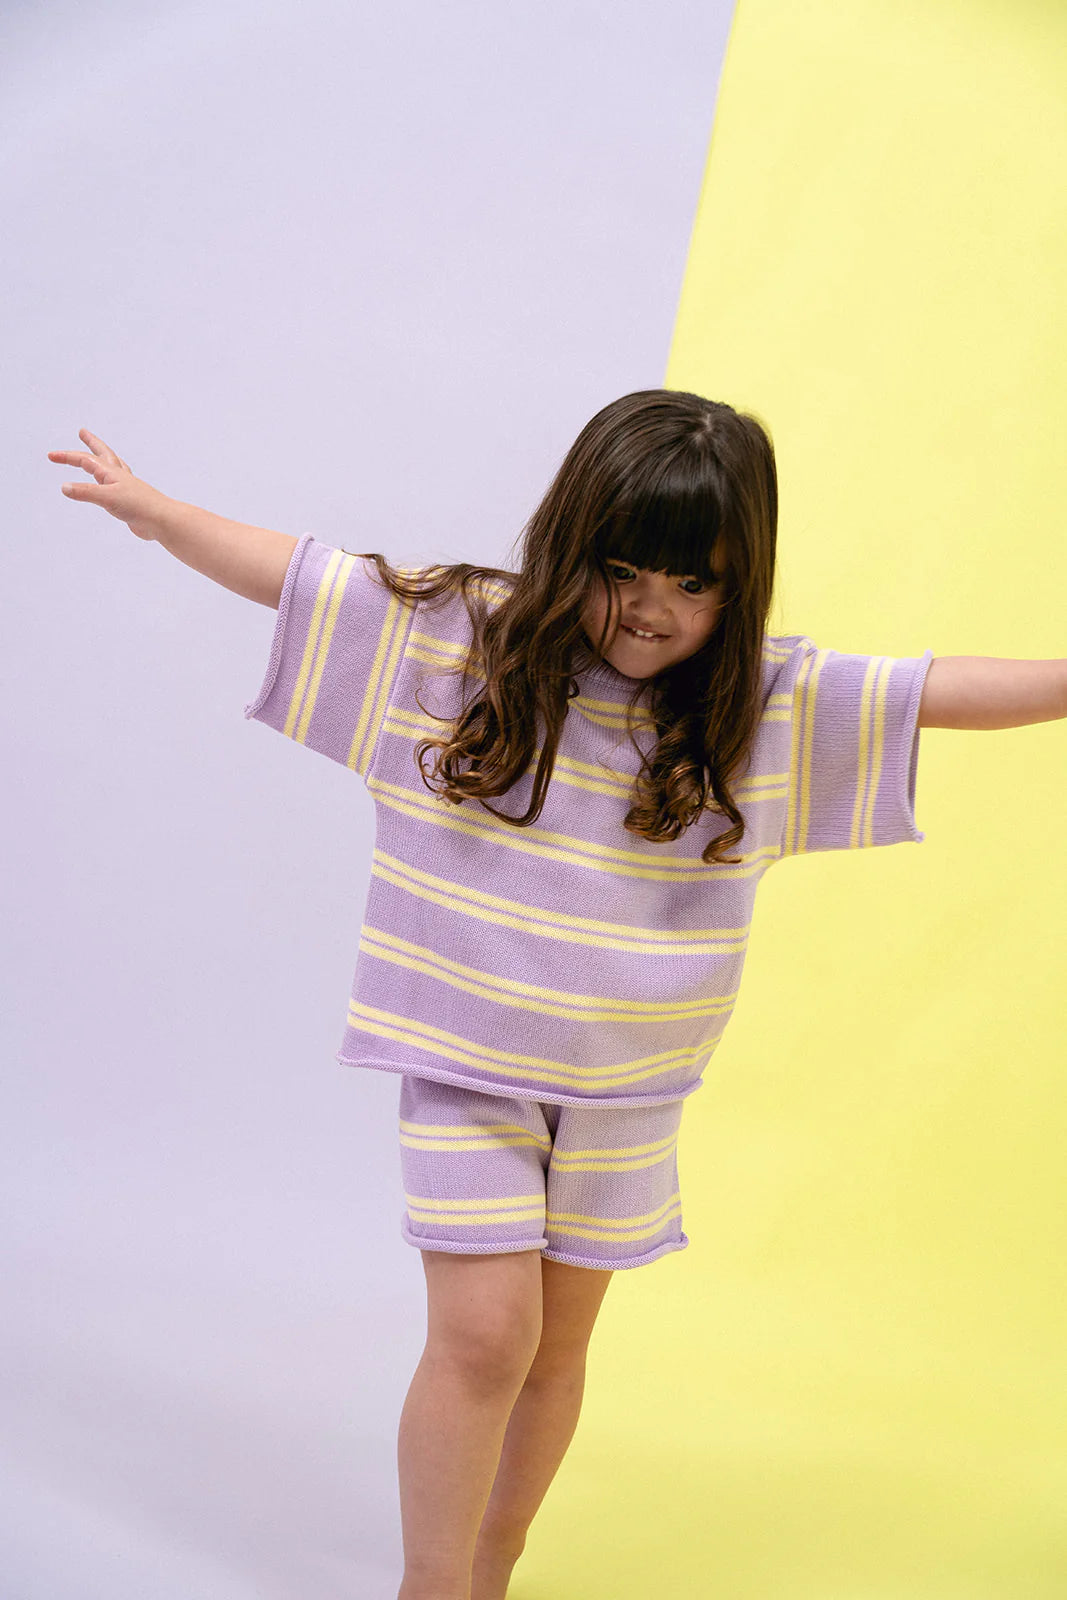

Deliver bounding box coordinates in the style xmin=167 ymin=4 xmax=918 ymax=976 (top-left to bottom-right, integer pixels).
xmin=354 ymin=389 xmax=778 ymax=864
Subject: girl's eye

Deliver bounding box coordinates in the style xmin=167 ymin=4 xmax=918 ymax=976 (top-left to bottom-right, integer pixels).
xmin=604 ymin=563 xmax=718 ymax=594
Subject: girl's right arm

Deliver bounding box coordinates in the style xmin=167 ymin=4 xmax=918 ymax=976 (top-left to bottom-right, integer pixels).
xmin=48 ymin=428 xmax=299 ymax=610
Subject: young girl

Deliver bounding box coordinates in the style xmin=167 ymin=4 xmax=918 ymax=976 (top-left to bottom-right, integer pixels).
xmin=49 ymin=391 xmax=1067 ymax=1600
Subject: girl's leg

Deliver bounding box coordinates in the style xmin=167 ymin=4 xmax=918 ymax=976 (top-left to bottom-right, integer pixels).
xmin=397 ymin=1247 xmax=544 ymax=1600
xmin=470 ymin=1257 xmax=614 ymax=1600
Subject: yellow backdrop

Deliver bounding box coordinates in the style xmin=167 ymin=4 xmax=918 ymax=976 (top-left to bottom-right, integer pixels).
xmin=523 ymin=2 xmax=1067 ymax=1594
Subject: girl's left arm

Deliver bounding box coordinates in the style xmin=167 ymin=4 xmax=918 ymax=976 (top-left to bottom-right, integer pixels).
xmin=918 ymin=656 xmax=1067 ymax=729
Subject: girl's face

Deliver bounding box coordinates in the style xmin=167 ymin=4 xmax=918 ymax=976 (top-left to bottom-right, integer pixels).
xmin=580 ymin=546 xmax=731 ymax=679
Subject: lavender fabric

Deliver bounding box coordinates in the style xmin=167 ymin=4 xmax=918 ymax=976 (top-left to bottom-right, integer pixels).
xmin=245 ymin=534 xmax=934 ymax=1108
xmin=398 ymin=1074 xmax=689 ymax=1270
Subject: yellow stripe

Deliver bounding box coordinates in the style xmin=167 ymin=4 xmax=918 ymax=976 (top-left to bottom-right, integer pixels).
xmin=533 ymin=755 xmax=630 ymax=800
xmin=381 ymin=716 xmax=630 ymax=802
xmin=849 ymin=656 xmax=881 ymax=849
xmin=402 ymin=1170 xmax=549 ymax=1202
xmin=548 ymin=1141 xmax=678 ymax=1174
xmin=572 ymin=691 xmax=644 ymax=713
xmin=374 ymin=777 xmax=678 ymax=868
xmin=294 ymin=550 xmax=347 ymax=746
xmin=796 ymin=650 xmax=828 ymax=854
xmin=404 ymin=645 xmax=469 ymax=668
xmin=371 ymin=848 xmax=749 ymax=954
xmin=351 ymin=592 xmax=415 ymax=777
xmin=368 ymin=776 xmax=779 ymax=881
xmin=346 ymin=1002 xmax=712 ymax=1091
xmin=406 ymin=1199 xmax=547 ymax=1227
xmin=372 ymin=860 xmax=743 ymax=956
xmin=404 ymin=1195 xmax=683 ymax=1243
xmin=783 ymin=649 xmax=815 ymax=854
xmin=738 ymin=776 xmax=788 ymax=799
xmin=571 ymin=699 xmax=657 ymax=734
xmin=358 ymin=925 xmax=737 ymax=1021
xmin=383 ymin=713 xmax=783 ymax=787
xmin=283 ymin=546 xmax=345 ymax=742
xmin=381 ymin=713 xmax=788 ymax=808
xmin=407 ymin=629 xmax=468 ymax=655
xmin=543 ymin=1200 xmax=682 ymax=1244
xmin=385 ymin=706 xmax=451 ymax=729
xmin=400 ymin=1119 xmax=679 ymax=1172
xmin=544 ymin=1131 xmax=679 ymax=1163
xmin=861 ymin=657 xmax=892 ymax=847
xmin=401 ymin=1125 xmax=552 ymax=1154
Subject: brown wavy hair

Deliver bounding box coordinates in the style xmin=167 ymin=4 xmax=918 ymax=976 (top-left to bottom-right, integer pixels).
xmin=351 ymin=389 xmax=777 ymax=864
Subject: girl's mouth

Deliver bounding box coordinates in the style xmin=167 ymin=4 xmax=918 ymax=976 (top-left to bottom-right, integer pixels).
xmin=621 ymin=624 xmax=667 ymax=641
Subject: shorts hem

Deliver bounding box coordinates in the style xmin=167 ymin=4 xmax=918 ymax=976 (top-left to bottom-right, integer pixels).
xmin=402 ymin=1218 xmax=689 ymax=1270
xmin=542 ymin=1232 xmax=689 ymax=1271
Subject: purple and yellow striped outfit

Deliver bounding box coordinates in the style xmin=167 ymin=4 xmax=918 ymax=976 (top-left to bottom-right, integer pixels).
xmin=245 ymin=534 xmax=932 ymax=1268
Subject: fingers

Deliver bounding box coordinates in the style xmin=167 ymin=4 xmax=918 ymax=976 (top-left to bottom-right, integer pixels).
xmin=50 ymin=429 xmax=132 ymax=500
xmin=81 ymin=428 xmax=128 ymax=470
xmin=49 ymin=444 xmax=105 ymax=496
xmin=50 ymin=451 xmax=108 ymax=489
xmin=49 ymin=431 xmax=129 ymax=471
xmin=46 ymin=430 xmax=113 ymax=460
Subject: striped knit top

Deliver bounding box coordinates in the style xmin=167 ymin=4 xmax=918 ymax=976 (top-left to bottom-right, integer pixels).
xmin=245 ymin=534 xmax=933 ymax=1107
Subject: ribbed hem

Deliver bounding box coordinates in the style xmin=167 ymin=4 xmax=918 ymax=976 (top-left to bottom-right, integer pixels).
xmin=400 ymin=1221 xmax=691 ymax=1271
xmin=243 ymin=532 xmax=314 ymax=719
xmin=542 ymin=1234 xmax=689 ymax=1271
xmin=337 ymin=1051 xmax=704 ymax=1110
xmin=401 ymin=1222 xmax=547 ymax=1256
xmin=896 ymin=648 xmax=934 ymax=843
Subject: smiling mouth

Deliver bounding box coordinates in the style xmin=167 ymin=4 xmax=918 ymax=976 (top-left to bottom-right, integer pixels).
xmin=620 ymin=624 xmax=668 ymax=641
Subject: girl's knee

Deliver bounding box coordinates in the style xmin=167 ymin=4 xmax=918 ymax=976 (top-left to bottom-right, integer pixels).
xmin=421 ymin=1247 xmax=544 ymax=1379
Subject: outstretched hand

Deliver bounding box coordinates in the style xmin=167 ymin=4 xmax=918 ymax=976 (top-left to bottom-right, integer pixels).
xmin=48 ymin=428 xmax=169 ymax=542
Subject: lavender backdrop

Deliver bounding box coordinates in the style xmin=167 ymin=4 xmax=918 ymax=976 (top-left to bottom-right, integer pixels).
xmin=2 ymin=2 xmax=735 ymax=1594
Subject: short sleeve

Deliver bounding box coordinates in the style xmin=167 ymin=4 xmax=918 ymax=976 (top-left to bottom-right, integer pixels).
xmin=243 ymin=534 xmax=418 ymax=779
xmin=779 ymin=642 xmax=934 ymax=855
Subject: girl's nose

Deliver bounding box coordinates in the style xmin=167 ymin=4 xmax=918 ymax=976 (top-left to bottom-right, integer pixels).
xmin=632 ymin=579 xmax=671 ymax=618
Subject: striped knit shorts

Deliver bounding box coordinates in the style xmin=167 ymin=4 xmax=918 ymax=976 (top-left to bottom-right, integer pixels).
xmin=398 ymin=1073 xmax=689 ymax=1271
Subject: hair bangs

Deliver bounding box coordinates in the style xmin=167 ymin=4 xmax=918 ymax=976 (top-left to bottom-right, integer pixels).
xmin=592 ymin=456 xmax=727 ymax=583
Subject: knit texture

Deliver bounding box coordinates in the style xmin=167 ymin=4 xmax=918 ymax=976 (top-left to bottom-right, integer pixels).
xmin=245 ymin=534 xmax=933 ymax=1106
